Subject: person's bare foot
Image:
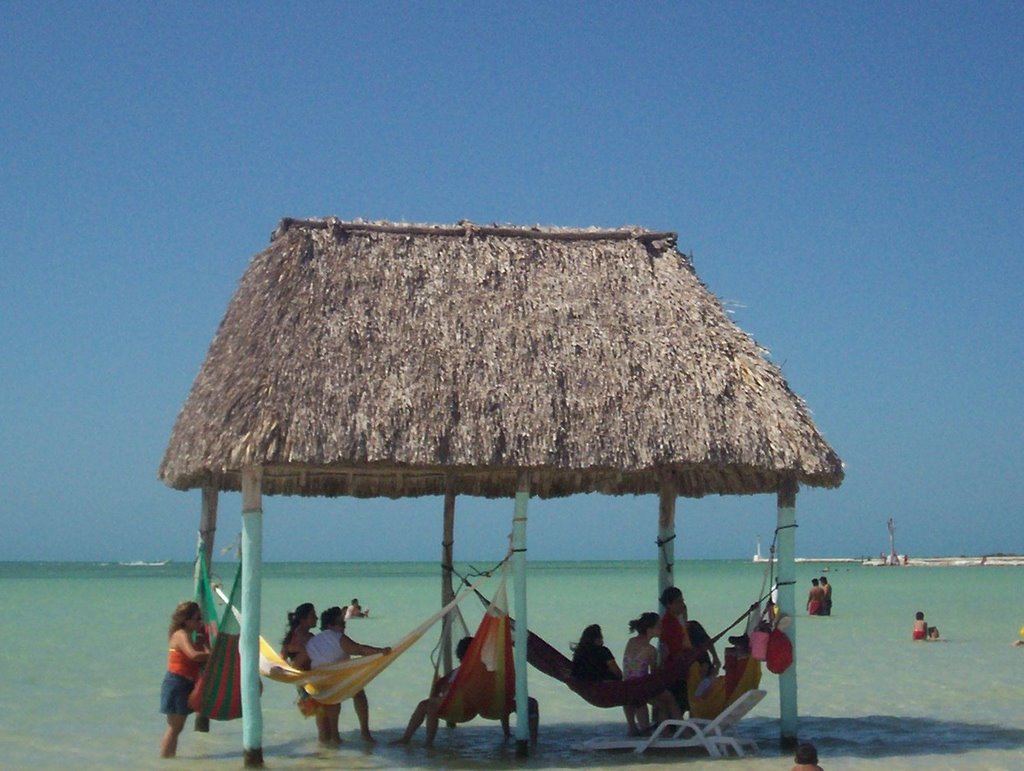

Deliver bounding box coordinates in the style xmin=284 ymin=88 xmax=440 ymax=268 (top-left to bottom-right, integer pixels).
xmin=361 ymin=731 xmax=376 ymax=744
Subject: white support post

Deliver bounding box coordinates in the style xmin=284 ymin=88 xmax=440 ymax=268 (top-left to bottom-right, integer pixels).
xmin=657 ymin=476 xmax=676 ymax=603
xmin=240 ymin=468 xmax=264 ymax=767
xmin=776 ymin=478 xmax=799 ymax=747
xmin=511 ymin=472 xmax=530 ymax=757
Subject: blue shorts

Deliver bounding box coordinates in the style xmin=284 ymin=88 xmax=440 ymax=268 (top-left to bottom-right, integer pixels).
xmin=160 ymin=671 xmax=194 ymax=715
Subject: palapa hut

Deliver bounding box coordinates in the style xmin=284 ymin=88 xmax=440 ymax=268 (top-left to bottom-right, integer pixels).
xmin=160 ymin=218 xmax=842 ymax=765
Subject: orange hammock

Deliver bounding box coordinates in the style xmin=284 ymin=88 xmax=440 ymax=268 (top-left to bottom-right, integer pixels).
xmin=436 ymin=570 xmax=515 ymax=723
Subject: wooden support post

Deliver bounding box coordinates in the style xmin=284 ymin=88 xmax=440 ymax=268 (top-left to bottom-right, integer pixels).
xmin=441 ymin=480 xmax=456 ymax=682
xmin=657 ymin=476 xmax=676 ymax=603
xmin=240 ymin=468 xmax=264 ymax=768
xmin=194 ymin=487 xmax=218 ymax=733
xmin=511 ymin=472 xmax=531 ymax=757
xmin=776 ymin=477 xmax=799 ymax=747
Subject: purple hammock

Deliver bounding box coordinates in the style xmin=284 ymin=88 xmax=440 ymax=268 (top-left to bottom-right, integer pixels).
xmin=524 ymin=629 xmax=710 ymax=709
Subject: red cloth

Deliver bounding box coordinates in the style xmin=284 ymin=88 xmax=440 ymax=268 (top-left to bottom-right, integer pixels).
xmin=660 ymin=612 xmax=691 ymax=658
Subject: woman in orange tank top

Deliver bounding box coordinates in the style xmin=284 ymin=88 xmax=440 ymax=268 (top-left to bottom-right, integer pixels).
xmin=159 ymin=600 xmax=209 ymax=758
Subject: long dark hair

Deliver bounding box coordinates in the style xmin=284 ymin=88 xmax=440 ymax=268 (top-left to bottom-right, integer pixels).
xmin=571 ymin=623 xmax=603 ymax=653
xmin=282 ymin=602 xmax=315 ymax=646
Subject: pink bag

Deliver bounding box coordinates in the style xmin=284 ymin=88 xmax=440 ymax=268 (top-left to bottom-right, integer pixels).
xmin=749 ymin=629 xmax=770 ymax=661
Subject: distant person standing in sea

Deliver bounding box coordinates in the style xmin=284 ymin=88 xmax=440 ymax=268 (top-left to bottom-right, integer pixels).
xmin=807 ymin=578 xmax=824 ymax=615
xmin=159 ymin=601 xmax=210 ymax=758
xmin=912 ymin=611 xmax=928 ymax=640
xmin=819 ymin=576 xmax=832 ymax=615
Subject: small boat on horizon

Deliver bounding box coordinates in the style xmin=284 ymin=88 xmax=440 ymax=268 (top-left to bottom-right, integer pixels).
xmin=119 ymin=559 xmax=171 ymax=567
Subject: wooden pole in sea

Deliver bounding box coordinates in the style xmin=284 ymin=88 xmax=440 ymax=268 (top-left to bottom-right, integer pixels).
xmin=441 ymin=480 xmax=456 ymax=683
xmin=240 ymin=467 xmax=264 ymax=767
xmin=511 ymin=471 xmax=531 ymax=757
xmin=657 ymin=475 xmax=676 ymax=601
xmin=193 ymin=487 xmax=218 ymax=734
xmin=775 ymin=477 xmax=799 ymax=747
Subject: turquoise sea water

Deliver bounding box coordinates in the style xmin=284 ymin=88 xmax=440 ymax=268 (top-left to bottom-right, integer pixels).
xmin=1 ymin=559 xmax=1022 ymax=770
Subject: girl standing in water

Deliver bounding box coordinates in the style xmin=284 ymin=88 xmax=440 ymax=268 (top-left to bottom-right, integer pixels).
xmin=159 ymin=601 xmax=210 ymax=758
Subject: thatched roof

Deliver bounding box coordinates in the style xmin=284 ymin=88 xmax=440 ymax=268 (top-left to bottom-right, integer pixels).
xmin=159 ymin=218 xmax=843 ymax=499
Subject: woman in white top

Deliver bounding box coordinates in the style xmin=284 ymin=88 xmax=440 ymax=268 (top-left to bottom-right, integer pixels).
xmin=306 ymin=606 xmax=391 ymax=745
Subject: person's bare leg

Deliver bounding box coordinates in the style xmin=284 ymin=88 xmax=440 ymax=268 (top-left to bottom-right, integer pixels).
xmin=392 ymin=698 xmax=430 ymax=744
xmin=161 ymin=713 xmax=186 ymax=757
xmin=319 ymin=704 xmax=342 ymax=746
xmin=353 ymin=690 xmax=374 ymax=742
xmin=424 ymin=702 xmax=442 ymax=747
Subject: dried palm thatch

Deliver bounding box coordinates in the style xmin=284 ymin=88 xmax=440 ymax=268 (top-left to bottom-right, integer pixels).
xmin=159 ymin=219 xmax=842 ymax=500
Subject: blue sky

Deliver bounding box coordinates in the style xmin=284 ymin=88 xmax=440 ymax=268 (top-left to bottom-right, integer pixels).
xmin=1 ymin=2 xmax=1021 ymax=562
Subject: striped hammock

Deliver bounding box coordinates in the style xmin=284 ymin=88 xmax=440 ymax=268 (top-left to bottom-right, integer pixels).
xmin=188 ymin=552 xmax=243 ymax=721
xmin=259 ymin=581 xmax=477 ymax=705
xmin=436 ymin=567 xmax=514 ymax=723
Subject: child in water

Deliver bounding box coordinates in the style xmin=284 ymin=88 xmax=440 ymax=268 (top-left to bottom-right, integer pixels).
xmin=912 ymin=611 xmax=928 ymax=641
xmin=792 ymin=742 xmax=824 ymax=770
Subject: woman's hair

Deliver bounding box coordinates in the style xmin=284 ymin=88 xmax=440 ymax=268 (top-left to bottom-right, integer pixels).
xmin=572 ymin=623 xmax=603 ymax=651
xmin=794 ymin=742 xmax=818 ymax=764
xmin=283 ymin=602 xmax=315 ymax=646
xmin=320 ymin=606 xmax=345 ymax=630
xmin=659 ymin=586 xmax=682 ymax=606
xmin=915 ymin=611 xmax=924 ymax=620
xmin=169 ymin=600 xmax=200 ymax=639
xmin=628 ymin=612 xmax=660 ymax=635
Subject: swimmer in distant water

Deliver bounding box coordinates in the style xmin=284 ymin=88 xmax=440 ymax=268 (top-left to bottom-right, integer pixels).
xmin=912 ymin=611 xmax=927 ymax=641
xmin=345 ymin=598 xmax=370 ymax=619
xmin=927 ymin=626 xmax=940 ymax=640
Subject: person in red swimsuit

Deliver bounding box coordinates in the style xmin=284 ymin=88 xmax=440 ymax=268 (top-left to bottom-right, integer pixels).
xmin=159 ymin=601 xmax=210 ymax=758
xmin=912 ymin=611 xmax=928 ymax=640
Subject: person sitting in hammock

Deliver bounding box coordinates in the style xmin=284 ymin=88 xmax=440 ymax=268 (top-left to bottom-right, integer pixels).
xmin=622 ymin=612 xmax=682 ymax=736
xmin=571 ymin=624 xmax=623 ymax=681
xmin=306 ymin=606 xmax=391 ymax=745
xmin=393 ymin=635 xmax=539 ymax=746
xmin=392 ymin=636 xmax=473 ymax=746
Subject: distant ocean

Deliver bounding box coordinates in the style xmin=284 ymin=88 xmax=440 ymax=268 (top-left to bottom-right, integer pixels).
xmin=2 ymin=560 xmax=1022 ymax=770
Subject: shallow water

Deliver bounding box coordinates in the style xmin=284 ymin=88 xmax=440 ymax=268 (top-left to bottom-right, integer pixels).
xmin=1 ymin=560 xmax=1021 ymax=769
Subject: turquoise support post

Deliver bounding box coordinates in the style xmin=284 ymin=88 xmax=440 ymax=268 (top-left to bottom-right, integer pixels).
xmin=511 ymin=473 xmax=530 ymax=757
xmin=240 ymin=468 xmax=264 ymax=767
xmin=775 ymin=479 xmax=798 ymax=747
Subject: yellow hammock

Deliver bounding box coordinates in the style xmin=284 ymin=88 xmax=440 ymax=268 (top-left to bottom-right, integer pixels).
xmin=259 ymin=582 xmax=477 ymax=705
